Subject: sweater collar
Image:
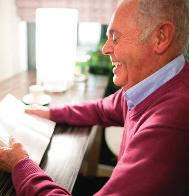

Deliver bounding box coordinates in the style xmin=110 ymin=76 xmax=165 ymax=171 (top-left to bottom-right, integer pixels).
xmin=124 ymin=55 xmax=185 ymax=110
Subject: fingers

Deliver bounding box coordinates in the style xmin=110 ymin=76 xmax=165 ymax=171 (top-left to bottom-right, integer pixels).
xmin=25 ymin=107 xmax=40 ymax=115
xmin=9 ymin=136 xmax=19 ymax=146
xmin=9 ymin=136 xmax=24 ymax=150
xmin=25 ymin=105 xmax=45 ymax=114
xmin=0 ymin=136 xmax=29 ymax=172
xmin=0 ymin=146 xmax=10 ymax=153
xmin=24 ymin=105 xmax=50 ymax=119
xmin=0 ymin=140 xmax=29 ymax=172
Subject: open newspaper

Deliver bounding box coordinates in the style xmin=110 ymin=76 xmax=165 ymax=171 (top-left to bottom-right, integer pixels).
xmin=0 ymin=94 xmax=55 ymax=164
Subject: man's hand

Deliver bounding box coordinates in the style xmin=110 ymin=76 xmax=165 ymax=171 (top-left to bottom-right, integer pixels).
xmin=25 ymin=105 xmax=50 ymax=119
xmin=0 ymin=136 xmax=29 ymax=172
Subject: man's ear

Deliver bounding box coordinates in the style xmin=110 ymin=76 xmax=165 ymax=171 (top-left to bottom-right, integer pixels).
xmin=153 ymin=22 xmax=176 ymax=54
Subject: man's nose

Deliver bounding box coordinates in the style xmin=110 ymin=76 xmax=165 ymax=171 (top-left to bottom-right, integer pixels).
xmin=102 ymin=40 xmax=113 ymax=55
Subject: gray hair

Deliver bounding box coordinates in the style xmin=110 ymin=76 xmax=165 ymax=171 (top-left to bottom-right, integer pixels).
xmin=137 ymin=0 xmax=189 ymax=53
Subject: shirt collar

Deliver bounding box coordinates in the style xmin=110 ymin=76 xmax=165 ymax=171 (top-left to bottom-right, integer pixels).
xmin=124 ymin=55 xmax=185 ymax=110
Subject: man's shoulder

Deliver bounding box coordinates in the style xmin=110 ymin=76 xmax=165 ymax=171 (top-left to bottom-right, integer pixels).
xmin=152 ymin=61 xmax=189 ymax=103
xmin=145 ymin=86 xmax=189 ymax=126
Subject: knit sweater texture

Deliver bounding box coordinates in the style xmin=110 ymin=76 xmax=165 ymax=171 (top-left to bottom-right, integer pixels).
xmin=12 ymin=62 xmax=189 ymax=196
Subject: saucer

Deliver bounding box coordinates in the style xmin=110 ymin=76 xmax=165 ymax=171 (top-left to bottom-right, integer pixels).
xmin=22 ymin=94 xmax=51 ymax=106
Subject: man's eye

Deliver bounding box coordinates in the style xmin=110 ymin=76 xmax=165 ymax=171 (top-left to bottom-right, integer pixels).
xmin=112 ymin=35 xmax=119 ymax=44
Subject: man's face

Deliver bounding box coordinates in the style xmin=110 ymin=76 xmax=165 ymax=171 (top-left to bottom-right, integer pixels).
xmin=102 ymin=1 xmax=154 ymax=90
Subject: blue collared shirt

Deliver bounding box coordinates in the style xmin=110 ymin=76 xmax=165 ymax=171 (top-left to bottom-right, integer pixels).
xmin=124 ymin=55 xmax=185 ymax=110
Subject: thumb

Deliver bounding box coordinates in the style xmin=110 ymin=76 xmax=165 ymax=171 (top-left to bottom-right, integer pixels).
xmin=9 ymin=136 xmax=18 ymax=146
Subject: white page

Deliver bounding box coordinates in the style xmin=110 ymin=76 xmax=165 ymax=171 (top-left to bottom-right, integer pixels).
xmin=0 ymin=123 xmax=10 ymax=146
xmin=0 ymin=94 xmax=56 ymax=164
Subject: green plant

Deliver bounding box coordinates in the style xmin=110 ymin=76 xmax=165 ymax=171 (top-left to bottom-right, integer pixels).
xmin=88 ymin=38 xmax=112 ymax=75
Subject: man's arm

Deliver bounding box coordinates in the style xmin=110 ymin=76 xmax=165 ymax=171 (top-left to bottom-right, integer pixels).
xmin=0 ymin=137 xmax=71 ymax=196
xmin=10 ymin=125 xmax=189 ymax=196
xmin=12 ymin=158 xmax=71 ymax=196
xmin=26 ymin=89 xmax=125 ymax=127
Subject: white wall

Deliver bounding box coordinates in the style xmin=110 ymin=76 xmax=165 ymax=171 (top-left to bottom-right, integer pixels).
xmin=0 ymin=0 xmax=27 ymax=81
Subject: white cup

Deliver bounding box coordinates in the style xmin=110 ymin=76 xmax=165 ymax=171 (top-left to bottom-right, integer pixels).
xmin=29 ymin=85 xmax=44 ymax=104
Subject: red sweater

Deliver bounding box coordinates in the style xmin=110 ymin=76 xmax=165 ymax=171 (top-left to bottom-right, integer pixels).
xmin=13 ymin=62 xmax=189 ymax=196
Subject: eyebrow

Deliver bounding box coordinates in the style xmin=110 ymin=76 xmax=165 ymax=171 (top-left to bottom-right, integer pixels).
xmin=106 ymin=29 xmax=123 ymax=37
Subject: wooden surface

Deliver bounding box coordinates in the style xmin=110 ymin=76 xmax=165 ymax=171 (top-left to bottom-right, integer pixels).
xmin=0 ymin=71 xmax=108 ymax=195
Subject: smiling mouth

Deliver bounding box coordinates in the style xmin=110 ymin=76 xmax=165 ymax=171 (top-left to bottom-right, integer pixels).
xmin=112 ymin=62 xmax=122 ymax=75
xmin=112 ymin=62 xmax=121 ymax=67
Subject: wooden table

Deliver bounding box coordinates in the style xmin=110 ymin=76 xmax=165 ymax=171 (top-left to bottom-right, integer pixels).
xmin=0 ymin=71 xmax=108 ymax=195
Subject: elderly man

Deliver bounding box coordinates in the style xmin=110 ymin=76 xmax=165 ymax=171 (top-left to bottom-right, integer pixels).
xmin=0 ymin=0 xmax=189 ymax=195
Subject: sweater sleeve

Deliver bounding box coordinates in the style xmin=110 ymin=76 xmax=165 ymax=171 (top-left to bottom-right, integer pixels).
xmin=12 ymin=158 xmax=71 ymax=196
xmin=50 ymin=89 xmax=125 ymax=127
